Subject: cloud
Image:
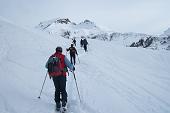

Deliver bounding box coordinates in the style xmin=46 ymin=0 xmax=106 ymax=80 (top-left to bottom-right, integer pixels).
xmin=0 ymin=0 xmax=170 ymax=34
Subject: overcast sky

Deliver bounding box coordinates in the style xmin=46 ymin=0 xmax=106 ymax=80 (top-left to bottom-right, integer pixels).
xmin=0 ymin=0 xmax=170 ymax=34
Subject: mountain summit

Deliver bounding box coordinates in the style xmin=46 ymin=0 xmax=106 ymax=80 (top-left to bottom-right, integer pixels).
xmin=37 ymin=18 xmax=101 ymax=38
xmin=37 ymin=18 xmax=72 ymax=30
xmin=164 ymin=28 xmax=170 ymax=36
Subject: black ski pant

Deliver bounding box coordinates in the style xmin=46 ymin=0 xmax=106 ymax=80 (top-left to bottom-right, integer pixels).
xmin=84 ymin=45 xmax=87 ymax=52
xmin=73 ymin=42 xmax=76 ymax=46
xmin=70 ymin=54 xmax=76 ymax=65
xmin=52 ymin=76 xmax=67 ymax=104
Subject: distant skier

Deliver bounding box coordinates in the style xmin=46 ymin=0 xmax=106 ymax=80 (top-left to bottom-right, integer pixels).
xmin=72 ymin=38 xmax=76 ymax=46
xmin=66 ymin=44 xmax=78 ymax=65
xmin=45 ymin=47 xmax=75 ymax=111
xmin=80 ymin=38 xmax=84 ymax=48
xmin=83 ymin=38 xmax=88 ymax=52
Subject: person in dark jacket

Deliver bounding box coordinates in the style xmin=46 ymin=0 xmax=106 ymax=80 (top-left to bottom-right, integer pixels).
xmin=66 ymin=44 xmax=78 ymax=65
xmin=83 ymin=38 xmax=88 ymax=52
xmin=72 ymin=38 xmax=76 ymax=46
xmin=45 ymin=46 xmax=75 ymax=111
xmin=80 ymin=38 xmax=83 ymax=48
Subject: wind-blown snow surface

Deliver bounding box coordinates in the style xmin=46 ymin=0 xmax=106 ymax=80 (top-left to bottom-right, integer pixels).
xmin=0 ymin=19 xmax=170 ymax=113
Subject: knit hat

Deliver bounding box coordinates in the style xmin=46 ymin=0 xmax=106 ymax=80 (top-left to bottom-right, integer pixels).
xmin=56 ymin=46 xmax=62 ymax=52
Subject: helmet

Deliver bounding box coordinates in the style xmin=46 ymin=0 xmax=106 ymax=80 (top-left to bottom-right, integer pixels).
xmin=56 ymin=46 xmax=62 ymax=52
xmin=71 ymin=44 xmax=74 ymax=47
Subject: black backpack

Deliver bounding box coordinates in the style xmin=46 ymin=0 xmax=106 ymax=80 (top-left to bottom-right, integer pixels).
xmin=47 ymin=57 xmax=61 ymax=74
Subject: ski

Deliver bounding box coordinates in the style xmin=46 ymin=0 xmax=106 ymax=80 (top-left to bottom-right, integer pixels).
xmin=61 ymin=107 xmax=67 ymax=113
xmin=55 ymin=107 xmax=67 ymax=113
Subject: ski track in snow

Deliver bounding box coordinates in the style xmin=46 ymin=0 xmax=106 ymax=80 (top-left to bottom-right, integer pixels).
xmin=0 ymin=94 xmax=16 ymax=113
xmin=0 ymin=34 xmax=10 ymax=66
xmin=75 ymin=40 xmax=170 ymax=113
xmin=63 ymin=46 xmax=102 ymax=113
xmin=108 ymin=60 xmax=170 ymax=112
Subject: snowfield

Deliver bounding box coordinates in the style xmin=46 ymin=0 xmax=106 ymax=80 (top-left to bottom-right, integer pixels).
xmin=0 ymin=19 xmax=170 ymax=113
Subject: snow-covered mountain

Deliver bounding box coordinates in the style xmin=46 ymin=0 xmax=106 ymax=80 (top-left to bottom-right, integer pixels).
xmin=164 ymin=28 xmax=170 ymax=36
xmin=37 ymin=18 xmax=170 ymax=51
xmin=1 ymin=17 xmax=170 ymax=113
xmin=36 ymin=18 xmax=102 ymax=39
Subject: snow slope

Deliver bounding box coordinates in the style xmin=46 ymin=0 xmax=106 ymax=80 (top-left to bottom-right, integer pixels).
xmin=0 ymin=18 xmax=71 ymax=113
xmin=0 ymin=18 xmax=170 ymax=113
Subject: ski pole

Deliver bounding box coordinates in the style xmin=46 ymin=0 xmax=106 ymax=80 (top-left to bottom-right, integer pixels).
xmin=72 ymin=71 xmax=81 ymax=103
xmin=66 ymin=51 xmax=68 ymax=57
xmin=67 ymin=71 xmax=70 ymax=76
xmin=38 ymin=72 xmax=48 ymax=99
xmin=77 ymin=54 xmax=80 ymax=63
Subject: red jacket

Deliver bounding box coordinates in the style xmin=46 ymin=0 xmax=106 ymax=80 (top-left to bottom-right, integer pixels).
xmin=49 ymin=52 xmax=67 ymax=77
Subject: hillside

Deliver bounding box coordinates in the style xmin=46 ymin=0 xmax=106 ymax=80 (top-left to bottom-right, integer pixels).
xmin=0 ymin=18 xmax=71 ymax=113
xmin=0 ymin=18 xmax=170 ymax=113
